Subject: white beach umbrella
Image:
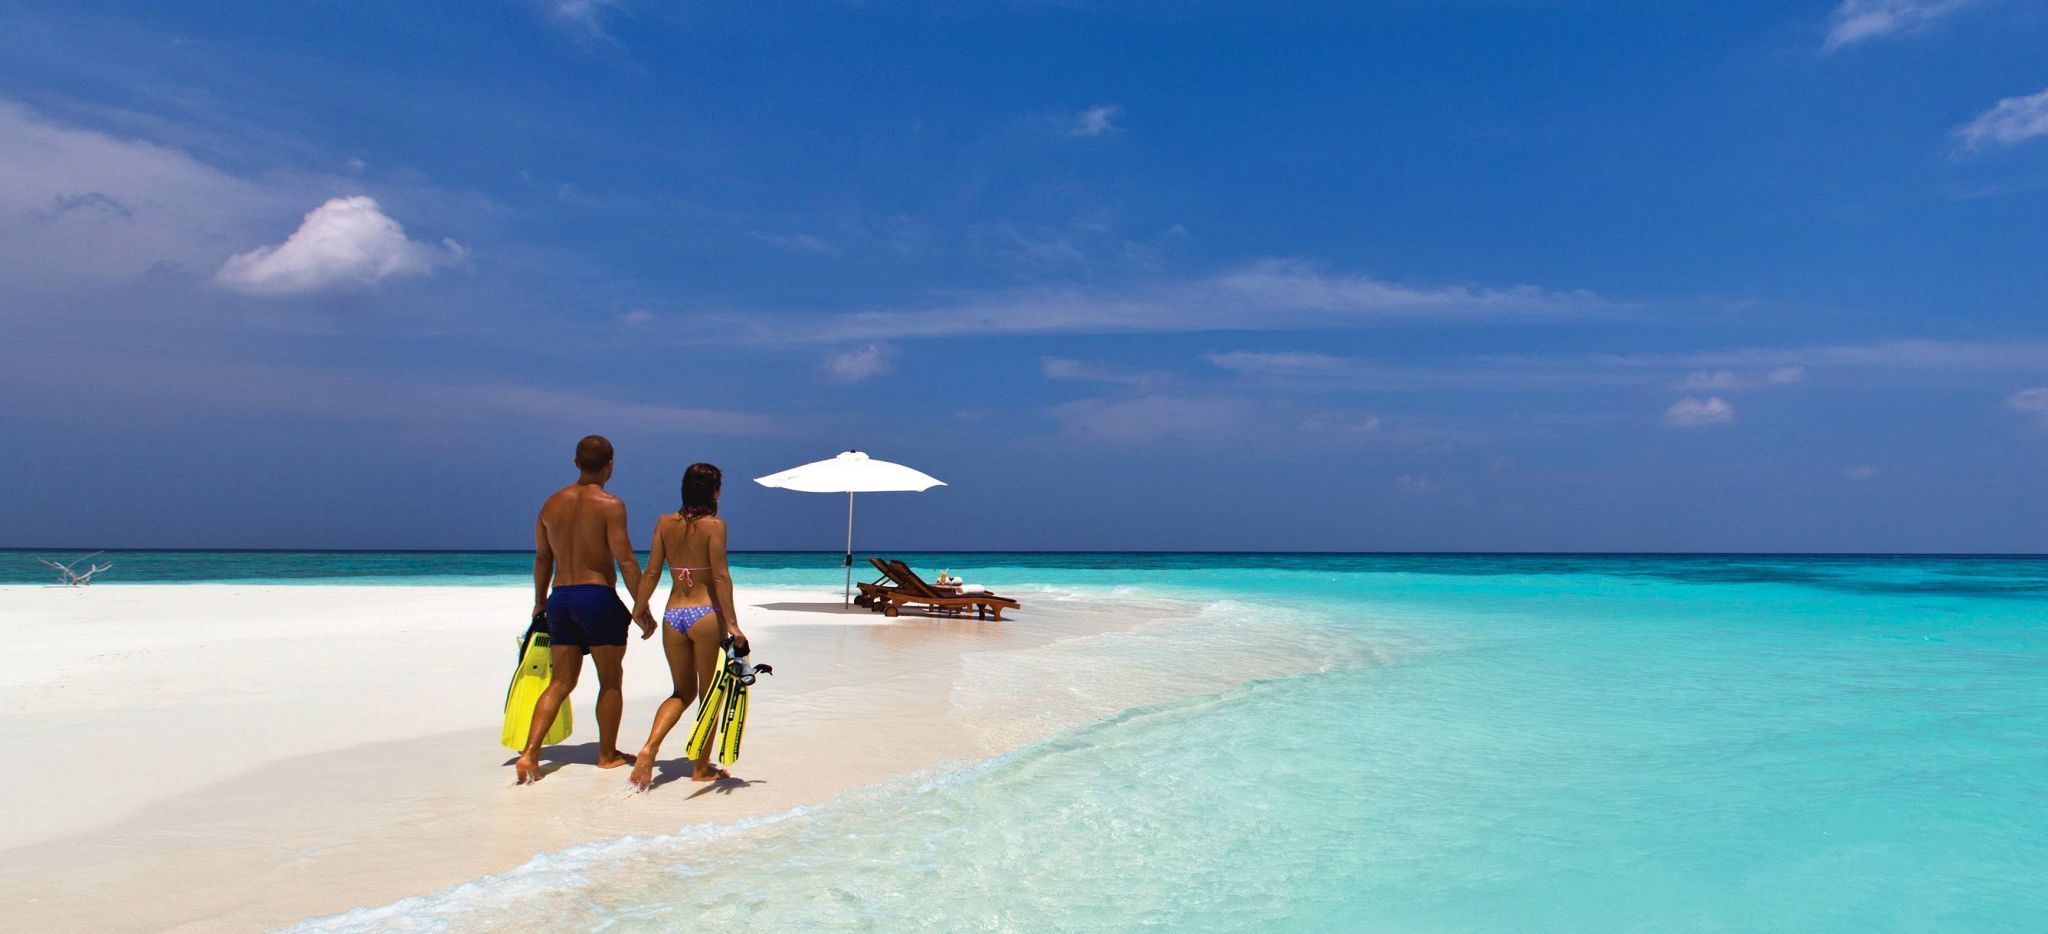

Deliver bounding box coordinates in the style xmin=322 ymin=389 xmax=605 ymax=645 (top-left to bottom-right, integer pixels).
xmin=754 ymin=451 xmax=946 ymax=604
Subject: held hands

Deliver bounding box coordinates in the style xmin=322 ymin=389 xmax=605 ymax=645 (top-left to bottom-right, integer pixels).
xmin=633 ymin=603 xmax=657 ymax=639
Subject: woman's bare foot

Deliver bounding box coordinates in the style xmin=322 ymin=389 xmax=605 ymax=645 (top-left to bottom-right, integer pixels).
xmin=596 ymin=748 xmax=632 ymax=769
xmin=629 ymin=748 xmax=658 ymax=790
xmin=515 ymin=754 xmax=543 ymax=784
xmin=691 ymin=764 xmax=730 ymax=782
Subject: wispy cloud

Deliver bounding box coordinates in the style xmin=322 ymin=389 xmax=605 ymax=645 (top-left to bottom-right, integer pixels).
xmin=543 ymin=0 xmax=625 ymax=45
xmin=824 ymin=344 xmax=897 ymax=382
xmin=1041 ymin=356 xmax=1165 ymax=387
xmin=1679 ymin=365 xmax=1806 ymax=391
xmin=750 ymin=231 xmax=841 ymax=256
xmin=1954 ymin=88 xmax=2048 ymax=153
xmin=1300 ymin=411 xmax=1383 ymax=436
xmin=0 ymin=97 xmax=310 ymax=288
xmin=1071 ymin=104 xmax=1122 ymax=137
xmin=1204 ymin=351 xmax=1345 ymax=376
xmin=1823 ymin=0 xmax=1976 ymax=50
xmin=0 ymin=350 xmax=785 ymax=437
xmin=1199 ymin=340 xmax=2048 ymax=400
xmin=458 ymin=383 xmax=783 ymax=436
xmin=698 ymin=259 xmax=1620 ymax=344
xmin=216 ymin=196 xmax=467 ymax=296
xmin=1582 ymin=340 xmax=2048 ymax=371
xmin=1049 ymin=394 xmax=1389 ymax=449
xmin=1845 ymin=465 xmax=1882 ymax=480
xmin=1395 ymin=474 xmax=1438 ymax=495
xmin=1050 ymin=396 xmax=1259 ymax=447
xmin=1664 ymin=396 xmax=1735 ymax=427
xmin=2009 ymin=386 xmax=2048 ymax=412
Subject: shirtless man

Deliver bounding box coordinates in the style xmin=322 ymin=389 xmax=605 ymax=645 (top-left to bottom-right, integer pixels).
xmin=514 ymin=435 xmax=653 ymax=784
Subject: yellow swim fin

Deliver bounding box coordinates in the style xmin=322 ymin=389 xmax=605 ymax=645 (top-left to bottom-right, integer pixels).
xmin=716 ymin=680 xmax=748 ymax=767
xmin=685 ymin=646 xmax=734 ymax=759
xmin=501 ymin=617 xmax=572 ymax=750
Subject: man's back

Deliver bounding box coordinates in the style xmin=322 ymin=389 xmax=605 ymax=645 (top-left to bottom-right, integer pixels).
xmin=517 ymin=434 xmax=643 ymax=784
xmin=539 ymin=483 xmax=625 ymax=587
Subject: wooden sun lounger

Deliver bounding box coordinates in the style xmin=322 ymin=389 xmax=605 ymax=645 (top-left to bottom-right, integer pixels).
xmin=854 ymin=557 xmax=897 ymax=608
xmin=865 ymin=558 xmax=1020 ymax=621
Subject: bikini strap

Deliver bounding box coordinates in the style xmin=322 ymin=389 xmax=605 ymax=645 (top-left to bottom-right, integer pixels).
xmin=674 ymin=512 xmax=696 ymax=592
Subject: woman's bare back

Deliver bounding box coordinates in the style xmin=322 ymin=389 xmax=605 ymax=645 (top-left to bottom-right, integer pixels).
xmin=658 ymin=513 xmax=724 ymax=609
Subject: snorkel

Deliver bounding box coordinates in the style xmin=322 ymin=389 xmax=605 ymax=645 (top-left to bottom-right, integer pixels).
xmin=725 ymin=637 xmax=772 ymax=685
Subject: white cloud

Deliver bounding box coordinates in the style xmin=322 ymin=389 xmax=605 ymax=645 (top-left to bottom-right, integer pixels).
xmin=1301 ymin=412 xmax=1381 ymax=436
xmin=0 ymin=349 xmax=785 ymax=437
xmin=1050 ymin=394 xmax=1393 ymax=449
xmin=1188 ymin=340 xmax=2046 ymax=398
xmin=1585 ymin=340 xmax=2048 ymax=372
xmin=454 ymin=383 xmax=782 ymax=437
xmin=2008 ymin=387 xmax=2048 ymax=412
xmin=1050 ymin=395 xmax=1259 ymax=446
xmin=1955 ymin=88 xmax=2048 ymax=152
xmin=1845 ymin=465 xmax=1881 ymax=480
xmin=707 ymin=259 xmax=1617 ymax=344
xmin=620 ymin=308 xmax=654 ymax=325
xmin=1823 ymin=0 xmax=1976 ymax=50
xmin=1041 ymin=357 xmax=1162 ymax=387
xmin=215 ymin=196 xmax=466 ymax=296
xmin=1680 ymin=370 xmax=1741 ymax=390
xmin=1205 ymin=351 xmax=1345 ymax=375
xmin=1680 ymin=365 xmax=1806 ymax=390
xmin=824 ymin=344 xmax=897 ymax=383
xmin=1395 ymin=474 xmax=1437 ymax=495
xmin=1664 ymin=396 xmax=1735 ymax=427
xmin=0 ymin=98 xmax=311 ymax=288
xmin=545 ymin=0 xmax=624 ymax=44
xmin=1071 ymin=104 xmax=1122 ymax=137
xmin=749 ymin=231 xmax=840 ymax=256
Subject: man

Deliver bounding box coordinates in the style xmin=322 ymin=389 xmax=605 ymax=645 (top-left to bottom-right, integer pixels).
xmin=514 ymin=435 xmax=654 ymax=784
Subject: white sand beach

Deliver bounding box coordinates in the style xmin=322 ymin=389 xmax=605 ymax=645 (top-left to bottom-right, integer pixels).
xmin=0 ymin=582 xmax=1243 ymax=932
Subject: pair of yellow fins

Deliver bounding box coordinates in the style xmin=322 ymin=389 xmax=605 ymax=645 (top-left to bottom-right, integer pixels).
xmin=501 ymin=619 xmax=770 ymax=769
xmin=685 ymin=638 xmax=771 ymax=768
xmin=500 ymin=616 xmax=571 ymax=750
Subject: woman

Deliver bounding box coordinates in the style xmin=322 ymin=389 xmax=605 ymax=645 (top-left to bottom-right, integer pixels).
xmin=629 ymin=462 xmax=748 ymax=789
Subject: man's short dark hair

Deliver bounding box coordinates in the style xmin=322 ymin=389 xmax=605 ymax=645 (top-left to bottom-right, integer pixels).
xmin=575 ymin=435 xmax=614 ymax=472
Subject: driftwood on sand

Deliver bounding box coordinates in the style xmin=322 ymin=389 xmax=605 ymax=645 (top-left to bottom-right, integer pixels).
xmin=36 ymin=553 xmax=113 ymax=586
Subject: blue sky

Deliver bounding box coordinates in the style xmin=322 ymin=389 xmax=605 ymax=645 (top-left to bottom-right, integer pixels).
xmin=2 ymin=0 xmax=2045 ymax=552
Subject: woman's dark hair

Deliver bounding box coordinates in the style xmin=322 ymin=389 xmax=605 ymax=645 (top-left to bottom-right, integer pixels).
xmin=680 ymin=462 xmax=721 ymax=519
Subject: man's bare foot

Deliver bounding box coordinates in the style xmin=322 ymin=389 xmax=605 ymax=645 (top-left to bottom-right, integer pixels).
xmin=691 ymin=765 xmax=730 ymax=782
xmin=515 ymin=754 xmax=543 ymax=784
xmin=629 ymin=748 xmax=657 ymax=790
xmin=596 ymin=748 xmax=632 ymax=769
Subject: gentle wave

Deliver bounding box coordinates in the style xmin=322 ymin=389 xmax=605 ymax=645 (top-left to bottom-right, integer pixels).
xmin=295 ymin=594 xmax=1384 ymax=931
xmin=951 ymin=597 xmax=1383 ymax=751
xmin=294 ymin=670 xmax=1358 ymax=932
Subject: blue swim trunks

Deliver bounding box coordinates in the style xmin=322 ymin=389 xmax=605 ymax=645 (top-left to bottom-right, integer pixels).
xmin=545 ymin=584 xmax=631 ymax=651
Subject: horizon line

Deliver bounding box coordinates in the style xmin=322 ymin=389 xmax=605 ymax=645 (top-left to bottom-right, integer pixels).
xmin=4 ymin=547 xmax=2045 ymax=559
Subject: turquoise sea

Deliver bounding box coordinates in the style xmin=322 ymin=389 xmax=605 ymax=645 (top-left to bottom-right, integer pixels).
xmin=11 ymin=551 xmax=2046 ymax=930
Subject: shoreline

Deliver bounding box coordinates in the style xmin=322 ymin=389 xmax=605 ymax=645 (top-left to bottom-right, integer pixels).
xmin=0 ymin=582 xmax=1237 ymax=931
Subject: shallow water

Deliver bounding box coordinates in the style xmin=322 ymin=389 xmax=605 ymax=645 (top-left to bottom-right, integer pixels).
xmin=26 ymin=552 xmax=2041 ymax=930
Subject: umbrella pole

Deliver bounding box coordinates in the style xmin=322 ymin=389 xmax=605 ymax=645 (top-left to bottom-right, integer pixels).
xmin=843 ymin=491 xmax=855 ymax=606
